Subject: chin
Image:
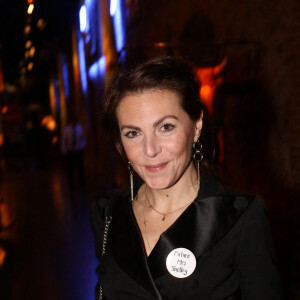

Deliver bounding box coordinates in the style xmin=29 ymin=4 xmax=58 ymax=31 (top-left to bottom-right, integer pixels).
xmin=143 ymin=177 xmax=173 ymax=190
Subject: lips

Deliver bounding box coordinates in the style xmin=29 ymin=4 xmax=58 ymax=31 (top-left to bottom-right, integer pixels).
xmin=145 ymin=162 xmax=168 ymax=173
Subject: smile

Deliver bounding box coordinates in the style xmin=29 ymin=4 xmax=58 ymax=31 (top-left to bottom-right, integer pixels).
xmin=145 ymin=162 xmax=168 ymax=173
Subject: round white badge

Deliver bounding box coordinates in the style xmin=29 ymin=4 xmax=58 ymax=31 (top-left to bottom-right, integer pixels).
xmin=166 ymin=248 xmax=197 ymax=278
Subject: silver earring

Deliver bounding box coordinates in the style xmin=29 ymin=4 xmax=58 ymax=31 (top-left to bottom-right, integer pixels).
xmin=193 ymin=140 xmax=203 ymax=182
xmin=128 ymin=161 xmax=134 ymax=201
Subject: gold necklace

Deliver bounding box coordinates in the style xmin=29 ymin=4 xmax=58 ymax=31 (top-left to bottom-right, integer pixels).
xmin=142 ymin=198 xmax=152 ymax=253
xmin=145 ymin=184 xmax=197 ymax=221
xmin=133 ymin=194 xmax=152 ymax=253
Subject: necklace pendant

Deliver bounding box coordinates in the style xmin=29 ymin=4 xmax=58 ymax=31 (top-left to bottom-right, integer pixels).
xmin=162 ymin=215 xmax=166 ymax=221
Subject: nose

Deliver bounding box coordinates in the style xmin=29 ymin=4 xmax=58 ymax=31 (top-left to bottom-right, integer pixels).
xmin=143 ymin=134 xmax=162 ymax=158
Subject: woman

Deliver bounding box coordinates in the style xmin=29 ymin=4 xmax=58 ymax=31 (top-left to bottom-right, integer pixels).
xmin=91 ymin=57 xmax=281 ymax=299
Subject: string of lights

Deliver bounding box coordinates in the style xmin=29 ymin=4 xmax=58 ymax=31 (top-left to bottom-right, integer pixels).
xmin=21 ymin=0 xmax=45 ymax=78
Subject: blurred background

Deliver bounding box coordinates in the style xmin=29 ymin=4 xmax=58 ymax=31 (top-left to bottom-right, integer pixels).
xmin=0 ymin=0 xmax=299 ymax=299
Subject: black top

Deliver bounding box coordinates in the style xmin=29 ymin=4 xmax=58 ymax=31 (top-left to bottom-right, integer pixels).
xmin=91 ymin=175 xmax=282 ymax=300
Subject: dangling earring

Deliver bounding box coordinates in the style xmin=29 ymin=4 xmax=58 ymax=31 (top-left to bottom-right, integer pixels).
xmin=193 ymin=140 xmax=203 ymax=183
xmin=128 ymin=161 xmax=134 ymax=201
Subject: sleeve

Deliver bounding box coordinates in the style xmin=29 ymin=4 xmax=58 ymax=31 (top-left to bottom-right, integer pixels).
xmin=90 ymin=196 xmax=112 ymax=300
xmin=90 ymin=197 xmax=111 ymax=258
xmin=235 ymin=195 xmax=282 ymax=299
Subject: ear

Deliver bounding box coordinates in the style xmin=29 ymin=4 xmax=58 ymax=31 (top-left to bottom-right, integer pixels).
xmin=194 ymin=111 xmax=203 ymax=142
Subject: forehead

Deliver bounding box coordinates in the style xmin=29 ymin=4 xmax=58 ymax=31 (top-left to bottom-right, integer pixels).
xmin=116 ymin=89 xmax=184 ymax=118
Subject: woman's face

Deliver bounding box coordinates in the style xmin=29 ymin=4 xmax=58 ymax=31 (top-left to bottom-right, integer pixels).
xmin=116 ymin=90 xmax=202 ymax=190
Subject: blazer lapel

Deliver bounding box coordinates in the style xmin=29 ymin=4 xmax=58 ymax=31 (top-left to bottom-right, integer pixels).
xmin=108 ymin=193 xmax=159 ymax=296
xmin=147 ymin=176 xmax=252 ymax=279
xmin=107 ymin=174 xmax=252 ymax=289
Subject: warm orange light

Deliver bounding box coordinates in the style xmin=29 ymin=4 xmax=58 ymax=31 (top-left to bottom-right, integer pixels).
xmin=200 ymin=85 xmax=213 ymax=109
xmin=0 ymin=133 xmax=4 ymax=146
xmin=29 ymin=46 xmax=35 ymax=57
xmin=52 ymin=136 xmax=58 ymax=144
xmin=27 ymin=4 xmax=34 ymax=14
xmin=49 ymin=78 xmax=57 ymax=118
xmin=27 ymin=62 xmax=34 ymax=71
xmin=194 ymin=58 xmax=227 ymax=116
xmin=24 ymin=51 xmax=29 ymax=59
xmin=27 ymin=0 xmax=34 ymax=4
xmin=37 ymin=18 xmax=45 ymax=30
xmin=0 ymin=201 xmax=14 ymax=233
xmin=47 ymin=120 xmax=56 ymax=131
xmin=194 ymin=58 xmax=227 ymax=163
xmin=25 ymin=40 xmax=32 ymax=49
xmin=41 ymin=115 xmax=56 ymax=131
xmin=155 ymin=42 xmax=167 ymax=48
xmin=24 ymin=25 xmax=31 ymax=35
xmin=0 ymin=246 xmax=6 ymax=267
xmin=1 ymin=106 xmax=8 ymax=114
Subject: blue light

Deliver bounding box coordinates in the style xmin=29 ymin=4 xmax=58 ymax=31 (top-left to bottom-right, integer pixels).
xmin=78 ymin=36 xmax=88 ymax=96
xmin=53 ymin=77 xmax=60 ymax=111
xmin=99 ymin=56 xmax=106 ymax=74
xmin=79 ymin=5 xmax=88 ymax=33
xmin=112 ymin=0 xmax=124 ymax=52
xmin=61 ymin=54 xmax=70 ymax=103
xmin=110 ymin=0 xmax=117 ymax=16
xmin=88 ymin=56 xmax=106 ymax=80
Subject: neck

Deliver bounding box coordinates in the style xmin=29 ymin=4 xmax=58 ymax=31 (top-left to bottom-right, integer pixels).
xmin=145 ymin=161 xmax=199 ymax=212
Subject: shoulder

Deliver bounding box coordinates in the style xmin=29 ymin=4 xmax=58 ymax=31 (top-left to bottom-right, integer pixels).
xmin=91 ymin=193 xmax=118 ymax=218
xmin=224 ymin=190 xmax=265 ymax=218
xmin=90 ymin=192 xmax=129 ymax=223
xmin=200 ymin=174 xmax=268 ymax=231
xmin=226 ymin=189 xmax=263 ymax=212
xmin=90 ymin=195 xmax=114 ymax=233
xmin=199 ymin=172 xmax=259 ymax=214
xmin=237 ymin=194 xmax=269 ymax=229
xmin=91 ymin=196 xmax=111 ymax=217
xmin=223 ymin=188 xmax=266 ymax=222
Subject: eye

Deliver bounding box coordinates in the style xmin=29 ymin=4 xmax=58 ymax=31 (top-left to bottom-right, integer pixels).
xmin=161 ymin=123 xmax=175 ymax=132
xmin=124 ymin=130 xmax=139 ymax=139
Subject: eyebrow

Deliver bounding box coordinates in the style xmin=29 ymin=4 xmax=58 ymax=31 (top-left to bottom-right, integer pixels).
xmin=120 ymin=125 xmax=141 ymax=131
xmin=153 ymin=115 xmax=179 ymax=127
xmin=120 ymin=115 xmax=179 ymax=131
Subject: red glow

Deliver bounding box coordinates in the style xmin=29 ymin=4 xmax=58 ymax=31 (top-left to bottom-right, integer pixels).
xmin=199 ymin=85 xmax=213 ymax=114
xmin=194 ymin=58 xmax=227 ymax=116
xmin=194 ymin=58 xmax=227 ymax=163
xmin=52 ymin=136 xmax=58 ymax=144
xmin=0 ymin=246 xmax=6 ymax=267
xmin=2 ymin=106 xmax=8 ymax=114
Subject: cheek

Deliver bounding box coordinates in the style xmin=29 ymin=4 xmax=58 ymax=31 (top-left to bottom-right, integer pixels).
xmin=121 ymin=140 xmax=140 ymax=163
xmin=167 ymin=132 xmax=193 ymax=157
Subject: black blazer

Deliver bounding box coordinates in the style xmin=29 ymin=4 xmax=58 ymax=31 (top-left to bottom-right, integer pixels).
xmin=91 ymin=176 xmax=282 ymax=300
